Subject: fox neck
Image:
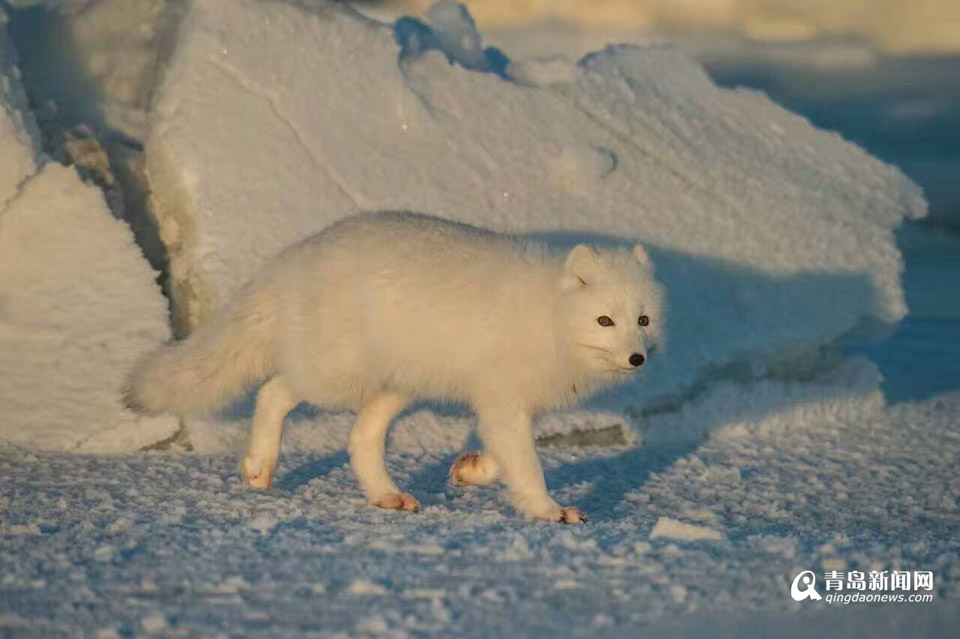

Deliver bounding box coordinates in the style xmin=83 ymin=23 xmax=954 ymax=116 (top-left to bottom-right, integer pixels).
xmin=557 ymin=357 xmax=623 ymax=409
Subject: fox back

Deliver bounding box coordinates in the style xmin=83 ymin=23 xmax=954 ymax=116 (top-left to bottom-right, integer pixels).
xmin=272 ymin=212 xmax=665 ymax=411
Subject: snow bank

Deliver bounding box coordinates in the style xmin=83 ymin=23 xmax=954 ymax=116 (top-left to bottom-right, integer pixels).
xmin=3 ymin=0 xmax=186 ymax=276
xmin=387 ymin=0 xmax=960 ymax=55
xmin=0 ymin=163 xmax=178 ymax=451
xmin=146 ymin=0 xmax=922 ymax=437
xmin=8 ymin=0 xmax=181 ymax=141
xmin=1 ymin=14 xmax=176 ymax=451
xmin=62 ymin=0 xmax=179 ymax=140
xmin=0 ymin=8 xmax=40 ymax=206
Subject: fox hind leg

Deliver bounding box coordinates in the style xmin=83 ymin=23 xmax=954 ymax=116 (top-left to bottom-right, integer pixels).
xmin=242 ymin=376 xmax=300 ymax=489
xmin=449 ymin=451 xmax=500 ymax=486
xmin=349 ymin=392 xmax=419 ymax=512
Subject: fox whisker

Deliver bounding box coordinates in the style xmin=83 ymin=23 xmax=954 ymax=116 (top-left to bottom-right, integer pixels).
xmin=575 ymin=343 xmax=614 ymax=355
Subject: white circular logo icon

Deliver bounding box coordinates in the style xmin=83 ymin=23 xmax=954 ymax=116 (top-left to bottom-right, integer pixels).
xmin=791 ymin=571 xmax=822 ymax=601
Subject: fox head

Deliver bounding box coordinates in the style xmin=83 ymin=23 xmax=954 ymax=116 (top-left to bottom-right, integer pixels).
xmin=556 ymin=243 xmax=665 ymax=378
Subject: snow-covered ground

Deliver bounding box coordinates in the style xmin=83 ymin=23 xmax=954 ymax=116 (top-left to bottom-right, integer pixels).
xmin=2 ymin=390 xmax=958 ymax=637
xmin=1 ymin=0 xmax=959 ymax=636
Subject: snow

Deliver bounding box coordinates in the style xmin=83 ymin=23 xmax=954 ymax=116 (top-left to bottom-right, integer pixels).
xmin=4 ymin=0 xmax=188 ymax=275
xmin=416 ymin=1 xmax=500 ymax=73
xmin=8 ymin=0 xmax=180 ymax=141
xmin=3 ymin=12 xmax=176 ymax=451
xmin=649 ymin=516 xmax=725 ymax=542
xmin=60 ymin=0 xmax=177 ymax=140
xmin=485 ymin=26 xmax=960 ymax=229
xmin=0 ymin=1 xmax=955 ymax=633
xmin=0 ymin=8 xmax=40 ymax=206
xmin=0 ymin=163 xmax=178 ymax=451
xmin=1 ymin=391 xmax=957 ymax=637
xmin=145 ymin=0 xmax=922 ymax=450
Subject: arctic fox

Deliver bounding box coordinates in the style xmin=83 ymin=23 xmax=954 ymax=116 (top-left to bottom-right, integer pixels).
xmin=126 ymin=212 xmax=665 ymax=523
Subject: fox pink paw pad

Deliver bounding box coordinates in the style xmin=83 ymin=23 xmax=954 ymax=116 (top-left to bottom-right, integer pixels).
xmin=449 ymin=451 xmax=481 ymax=486
xmin=374 ymin=492 xmax=420 ymax=513
xmin=559 ymin=508 xmax=587 ymax=524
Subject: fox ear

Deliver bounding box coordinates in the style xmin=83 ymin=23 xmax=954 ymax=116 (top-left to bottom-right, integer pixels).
xmin=563 ymin=244 xmax=600 ymax=288
xmin=632 ymin=243 xmax=653 ymax=271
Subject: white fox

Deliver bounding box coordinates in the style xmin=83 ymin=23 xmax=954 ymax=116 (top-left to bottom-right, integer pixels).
xmin=126 ymin=212 xmax=665 ymax=523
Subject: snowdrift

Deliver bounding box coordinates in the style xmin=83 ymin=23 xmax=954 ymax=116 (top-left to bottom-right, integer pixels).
xmin=0 ymin=9 xmax=39 ymax=205
xmin=6 ymin=0 xmax=178 ymax=142
xmin=0 ymin=14 xmax=177 ymax=451
xmin=0 ymin=165 xmax=179 ymax=451
xmin=142 ymin=0 xmax=923 ymax=450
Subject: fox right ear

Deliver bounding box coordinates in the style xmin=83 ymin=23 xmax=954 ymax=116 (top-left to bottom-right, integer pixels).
xmin=632 ymin=243 xmax=650 ymax=267
xmin=563 ymin=244 xmax=599 ymax=288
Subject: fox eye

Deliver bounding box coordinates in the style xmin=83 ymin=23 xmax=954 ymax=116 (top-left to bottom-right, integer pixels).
xmin=597 ymin=316 xmax=614 ymax=327
xmin=638 ymin=315 xmax=650 ymax=327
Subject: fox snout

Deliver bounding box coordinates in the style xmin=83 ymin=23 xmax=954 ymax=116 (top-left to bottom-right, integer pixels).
xmin=629 ymin=353 xmax=645 ymax=368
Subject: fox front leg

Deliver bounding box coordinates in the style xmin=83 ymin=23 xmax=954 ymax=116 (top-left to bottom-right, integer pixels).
xmin=475 ymin=405 xmax=586 ymax=523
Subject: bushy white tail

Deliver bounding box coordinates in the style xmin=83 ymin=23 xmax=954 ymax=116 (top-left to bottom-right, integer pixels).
xmin=124 ymin=284 xmax=277 ymax=417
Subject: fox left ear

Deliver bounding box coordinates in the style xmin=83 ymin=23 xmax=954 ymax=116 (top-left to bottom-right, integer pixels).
xmin=632 ymin=243 xmax=653 ymax=271
xmin=563 ymin=244 xmax=600 ymax=289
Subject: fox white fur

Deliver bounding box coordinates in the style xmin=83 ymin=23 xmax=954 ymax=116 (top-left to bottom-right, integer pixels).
xmin=126 ymin=212 xmax=665 ymax=522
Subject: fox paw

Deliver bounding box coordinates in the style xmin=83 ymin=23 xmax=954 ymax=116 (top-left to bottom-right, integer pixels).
xmin=241 ymin=456 xmax=277 ymax=490
xmin=449 ymin=451 xmax=498 ymax=486
xmin=521 ymin=500 xmax=588 ymax=524
xmin=558 ymin=507 xmax=588 ymax=524
xmin=374 ymin=492 xmax=420 ymax=513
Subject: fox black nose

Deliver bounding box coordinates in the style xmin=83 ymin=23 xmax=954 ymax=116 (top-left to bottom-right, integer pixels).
xmin=629 ymin=353 xmax=644 ymax=368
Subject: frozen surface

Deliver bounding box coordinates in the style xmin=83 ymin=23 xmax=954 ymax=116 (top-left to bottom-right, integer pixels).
xmin=1 ymin=390 xmax=957 ymax=637
xmin=147 ymin=0 xmax=922 ymax=446
xmin=0 ymin=163 xmax=178 ymax=452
